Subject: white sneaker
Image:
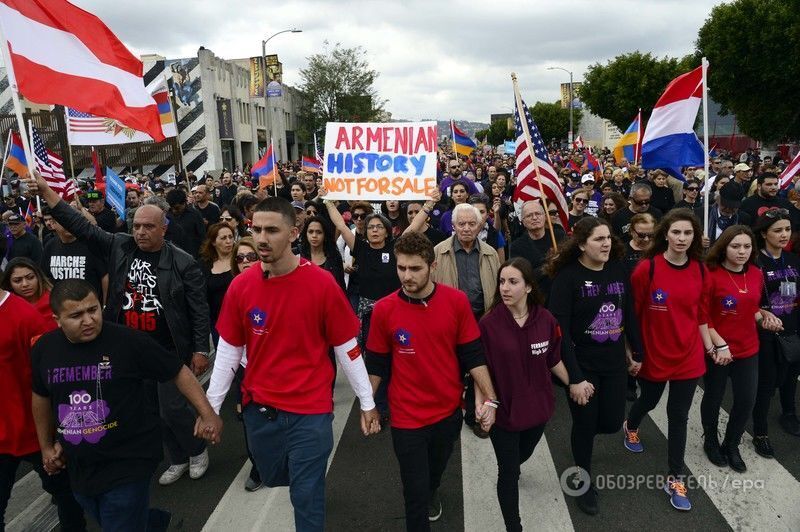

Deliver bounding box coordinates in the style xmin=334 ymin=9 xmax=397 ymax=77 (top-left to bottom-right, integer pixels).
xmin=158 ymin=463 xmax=189 ymax=485
xmin=189 ymin=448 xmax=209 ymax=479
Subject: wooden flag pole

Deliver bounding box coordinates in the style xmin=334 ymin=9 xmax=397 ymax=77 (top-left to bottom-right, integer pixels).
xmin=511 ymin=72 xmax=558 ymax=252
xmin=271 ymin=137 xmax=277 ymax=196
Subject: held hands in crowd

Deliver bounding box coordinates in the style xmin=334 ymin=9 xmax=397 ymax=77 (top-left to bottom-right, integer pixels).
xmin=190 ymin=353 xmax=209 ymax=376
xmin=194 ymin=412 xmax=224 ymax=445
xmin=41 ymin=442 xmax=66 ymax=475
xmin=475 ymin=400 xmax=496 ymax=432
xmin=568 ymin=380 xmax=595 ymax=406
xmin=759 ymin=310 xmax=784 ymax=332
xmin=360 ymin=408 xmax=381 ymax=436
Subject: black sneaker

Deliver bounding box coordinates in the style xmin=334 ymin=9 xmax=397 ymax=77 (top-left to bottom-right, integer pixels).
xmin=428 ymin=490 xmax=442 ymax=522
xmin=575 ymin=484 xmax=598 ymax=516
xmin=779 ymin=413 xmax=800 ymax=436
xmin=753 ymin=436 xmax=775 ymax=458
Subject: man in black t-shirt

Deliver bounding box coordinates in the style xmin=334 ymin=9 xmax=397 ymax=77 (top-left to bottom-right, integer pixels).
xmin=3 ymin=212 xmax=43 ymax=263
xmin=31 ymin=280 xmax=221 ymax=532
xmin=42 ymin=209 xmax=108 ymax=303
xmin=192 ymin=184 xmax=221 ymax=227
xmin=610 ymin=181 xmax=663 ymax=237
xmin=85 ymin=191 xmax=121 ymax=234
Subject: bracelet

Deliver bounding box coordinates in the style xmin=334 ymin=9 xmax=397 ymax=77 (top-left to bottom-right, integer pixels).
xmin=715 ymin=345 xmax=730 ymax=352
xmin=483 ymin=401 xmax=498 ymax=409
xmin=705 ymin=346 xmax=716 ymax=356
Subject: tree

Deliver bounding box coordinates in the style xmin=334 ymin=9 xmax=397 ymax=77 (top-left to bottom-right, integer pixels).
xmin=697 ymin=0 xmax=800 ymax=142
xmin=529 ymin=101 xmax=583 ymax=144
xmin=298 ymin=42 xmax=386 ymax=139
xmin=486 ymin=119 xmax=515 ymax=146
xmin=475 ymin=128 xmax=488 ymax=143
xmin=580 ymin=52 xmax=696 ymax=131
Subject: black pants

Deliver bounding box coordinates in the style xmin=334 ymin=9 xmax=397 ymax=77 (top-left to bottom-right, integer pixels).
xmin=700 ymin=355 xmax=758 ymax=443
xmin=566 ymin=370 xmax=627 ymax=475
xmin=391 ymin=409 xmax=462 ymax=532
xmin=489 ymin=424 xmax=546 ymax=532
xmin=0 ymin=452 xmax=86 ymax=532
xmin=627 ymin=377 xmax=698 ymax=478
xmin=753 ymin=334 xmax=800 ymax=436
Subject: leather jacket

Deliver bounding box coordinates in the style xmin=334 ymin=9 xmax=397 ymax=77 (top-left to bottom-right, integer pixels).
xmin=51 ymin=201 xmax=210 ymax=363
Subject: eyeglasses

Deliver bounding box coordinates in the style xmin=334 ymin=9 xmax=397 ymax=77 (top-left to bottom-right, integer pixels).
xmin=572 ymin=197 xmax=588 ymax=204
xmin=449 ymin=166 xmax=460 ymax=171
xmin=633 ymin=230 xmax=654 ymax=240
xmin=763 ymin=208 xmax=790 ymax=218
xmin=631 ymin=197 xmax=650 ymax=206
xmin=236 ymin=252 xmax=258 ymax=263
xmin=220 ymin=216 xmax=233 ymax=221
xmin=367 ymin=224 xmax=386 ymax=231
xmin=351 ymin=213 xmax=367 ymax=220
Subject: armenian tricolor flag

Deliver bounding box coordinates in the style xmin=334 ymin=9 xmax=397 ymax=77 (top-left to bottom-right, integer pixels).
xmin=5 ymin=131 xmax=29 ymax=176
xmin=451 ymin=120 xmax=477 ymax=156
xmin=24 ymin=202 xmax=34 ymax=228
xmin=302 ymin=155 xmax=321 ymax=173
xmin=252 ymin=142 xmax=277 ymax=189
xmin=613 ymin=111 xmax=642 ymax=164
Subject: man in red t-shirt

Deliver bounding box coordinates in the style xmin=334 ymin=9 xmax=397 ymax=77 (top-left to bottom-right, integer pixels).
xmin=0 ymin=288 xmax=85 ymax=530
xmin=207 ymin=197 xmax=380 ymax=532
xmin=366 ymin=232 xmax=498 ymax=531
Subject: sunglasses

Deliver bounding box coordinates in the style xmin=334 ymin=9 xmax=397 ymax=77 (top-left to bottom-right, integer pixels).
xmin=351 ymin=213 xmax=367 ymax=220
xmin=633 ymin=230 xmax=653 ymax=240
xmin=572 ymin=197 xmax=588 ymax=204
xmin=631 ymin=198 xmax=650 ymax=206
xmin=236 ymin=252 xmax=258 ymax=263
xmin=306 ymin=209 xmax=318 ymax=216
xmin=686 ymin=187 xmax=699 ymax=192
xmin=548 ymin=210 xmax=559 ymax=216
xmin=763 ymin=208 xmax=790 ymax=218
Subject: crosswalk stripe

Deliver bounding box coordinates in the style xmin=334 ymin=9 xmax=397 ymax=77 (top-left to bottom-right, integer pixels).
xmin=201 ymin=372 xmax=356 ymax=531
xmin=647 ymin=384 xmax=800 ymax=531
xmin=461 ymin=429 xmax=573 ymax=531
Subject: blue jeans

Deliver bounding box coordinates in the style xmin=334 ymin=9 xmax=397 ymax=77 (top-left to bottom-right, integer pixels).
xmin=243 ymin=405 xmax=333 ymax=532
xmin=73 ymin=478 xmax=169 ymax=532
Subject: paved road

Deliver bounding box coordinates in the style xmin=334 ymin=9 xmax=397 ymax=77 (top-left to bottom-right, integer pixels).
xmin=6 ymin=373 xmax=800 ymax=531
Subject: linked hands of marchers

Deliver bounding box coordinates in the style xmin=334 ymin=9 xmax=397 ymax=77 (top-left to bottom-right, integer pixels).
xmin=360 ymin=408 xmax=381 ymax=436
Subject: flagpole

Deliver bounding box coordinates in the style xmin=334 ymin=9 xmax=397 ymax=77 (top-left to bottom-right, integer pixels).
xmin=511 ymin=72 xmax=558 ymax=252
xmin=451 ymin=119 xmax=458 ymax=161
xmin=0 ymin=128 xmax=12 ymax=189
xmin=701 ymin=57 xmax=710 ymax=238
xmin=634 ymin=108 xmax=642 ymax=165
xmin=271 ymin=137 xmax=277 ymax=196
xmin=26 ymin=119 xmax=42 ymax=211
xmin=0 ymin=28 xmax=39 ymax=210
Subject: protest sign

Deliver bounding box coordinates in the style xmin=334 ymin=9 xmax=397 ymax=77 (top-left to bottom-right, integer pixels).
xmin=504 ymin=140 xmax=516 ymax=154
xmin=322 ymin=122 xmax=438 ymax=201
xmin=105 ymin=167 xmax=126 ymax=220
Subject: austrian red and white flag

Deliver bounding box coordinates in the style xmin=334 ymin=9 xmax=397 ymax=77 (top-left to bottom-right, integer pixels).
xmin=0 ymin=0 xmax=166 ymax=142
xmin=779 ymin=151 xmax=800 ymax=190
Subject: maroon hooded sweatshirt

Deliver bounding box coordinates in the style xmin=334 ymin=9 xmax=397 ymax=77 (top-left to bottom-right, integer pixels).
xmin=479 ymin=303 xmax=562 ymax=432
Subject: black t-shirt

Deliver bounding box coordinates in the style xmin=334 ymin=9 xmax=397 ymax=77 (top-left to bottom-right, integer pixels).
xmin=623 ymin=244 xmax=645 ymax=278
xmin=204 ymin=268 xmax=234 ymax=331
xmin=121 ymin=249 xmax=174 ymax=350
xmin=423 ymin=225 xmax=448 ymax=246
xmin=757 ymin=250 xmax=800 ymax=335
xmin=9 ymin=231 xmax=43 ymax=263
xmin=611 ymin=206 xmax=663 ymax=236
xmin=196 ymin=202 xmax=221 ymax=226
xmin=42 ymin=238 xmax=108 ymax=301
xmin=30 ymin=323 xmax=183 ymax=496
xmin=93 ymin=207 xmax=119 ymax=234
xmin=352 ymin=238 xmax=400 ymax=301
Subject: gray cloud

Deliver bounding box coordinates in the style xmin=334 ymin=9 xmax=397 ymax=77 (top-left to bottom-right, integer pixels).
xmin=68 ymin=1 xmax=718 ymax=122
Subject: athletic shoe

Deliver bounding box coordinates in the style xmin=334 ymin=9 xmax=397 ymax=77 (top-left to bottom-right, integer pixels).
xmin=575 ymin=484 xmax=598 ymax=516
xmin=752 ymin=436 xmax=775 ymax=459
xmin=623 ymin=420 xmax=643 ymax=453
xmin=428 ymin=490 xmax=442 ymax=522
xmin=244 ymin=476 xmax=263 ymax=492
xmin=158 ymin=463 xmax=189 ymax=485
xmin=779 ymin=413 xmax=800 ymax=436
xmin=189 ymin=449 xmax=209 ymax=479
xmin=663 ymin=477 xmax=691 ymax=511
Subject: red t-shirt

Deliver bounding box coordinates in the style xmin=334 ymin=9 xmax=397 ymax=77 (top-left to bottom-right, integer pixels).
xmin=216 ymin=259 xmax=359 ymax=414
xmin=706 ymin=265 xmax=762 ymax=359
xmin=0 ymin=292 xmax=50 ymax=456
xmin=33 ymin=290 xmax=57 ymax=331
xmin=366 ymin=284 xmax=480 ymax=429
xmin=631 ymin=255 xmax=710 ymax=382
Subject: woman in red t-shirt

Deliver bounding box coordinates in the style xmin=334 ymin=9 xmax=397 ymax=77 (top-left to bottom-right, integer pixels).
xmin=0 ymin=257 xmax=56 ymax=330
xmin=624 ymin=209 xmax=711 ymax=512
xmin=700 ymin=226 xmax=781 ymax=472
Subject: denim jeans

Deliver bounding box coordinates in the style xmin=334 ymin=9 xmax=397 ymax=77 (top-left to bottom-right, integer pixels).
xmin=73 ymin=478 xmax=169 ymax=532
xmin=243 ymin=405 xmax=333 ymax=532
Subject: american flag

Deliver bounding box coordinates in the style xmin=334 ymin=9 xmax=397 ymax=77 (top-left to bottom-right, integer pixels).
xmin=512 ymin=95 xmax=569 ymax=229
xmin=31 ymin=127 xmax=77 ymax=200
xmin=779 ymin=151 xmax=800 ymax=190
xmin=66 ymin=107 xmax=107 ymax=132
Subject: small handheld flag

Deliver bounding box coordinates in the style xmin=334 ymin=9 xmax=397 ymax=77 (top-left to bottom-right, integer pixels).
xmin=252 ymin=142 xmax=277 ymax=189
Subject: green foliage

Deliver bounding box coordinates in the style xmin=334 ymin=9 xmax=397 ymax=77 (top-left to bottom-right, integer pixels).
xmin=697 ymin=0 xmax=800 ymax=141
xmin=580 ymin=52 xmax=697 ymax=131
xmin=486 ymin=119 xmax=515 ymax=146
xmin=475 ymin=128 xmax=489 ymax=143
xmin=298 ymin=42 xmax=385 ymax=139
xmin=529 ymin=101 xmax=583 ymax=143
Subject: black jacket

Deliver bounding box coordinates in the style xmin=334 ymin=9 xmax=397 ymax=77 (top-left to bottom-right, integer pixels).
xmin=50 ymin=201 xmax=209 ymax=363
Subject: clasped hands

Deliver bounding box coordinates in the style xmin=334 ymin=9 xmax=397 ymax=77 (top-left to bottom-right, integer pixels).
xmin=569 ymin=380 xmax=595 ymax=406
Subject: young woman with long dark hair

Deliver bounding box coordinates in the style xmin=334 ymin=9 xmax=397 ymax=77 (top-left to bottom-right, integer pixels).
xmin=752 ymin=210 xmax=800 ymax=456
xmin=480 ymin=258 xmax=569 ymax=531
xmin=701 ymin=225 xmax=781 ymax=472
xmin=623 ymin=209 xmax=711 ymax=511
xmin=547 ymin=217 xmax=643 ymax=515
xmin=300 ymin=215 xmax=345 ymax=291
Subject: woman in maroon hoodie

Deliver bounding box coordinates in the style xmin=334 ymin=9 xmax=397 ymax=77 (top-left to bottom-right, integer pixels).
xmin=479 ymin=257 xmax=569 ymax=532
xmin=547 ymin=217 xmax=643 ymax=516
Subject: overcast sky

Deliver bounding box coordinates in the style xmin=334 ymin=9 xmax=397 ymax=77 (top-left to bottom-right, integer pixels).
xmin=69 ymin=0 xmax=722 ymax=123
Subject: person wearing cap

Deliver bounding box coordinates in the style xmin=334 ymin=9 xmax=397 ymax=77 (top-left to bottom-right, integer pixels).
xmin=708 ymin=182 xmax=752 ymax=245
xmin=564 ymin=170 xmax=582 ymax=199
xmin=2 ymin=211 xmax=43 ymax=263
xmin=579 ymin=174 xmax=603 ymax=217
xmin=85 ymin=190 xmax=122 ymax=234
xmin=739 ymin=172 xmax=790 ymax=224
xmin=731 ymin=162 xmax=752 ymax=193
